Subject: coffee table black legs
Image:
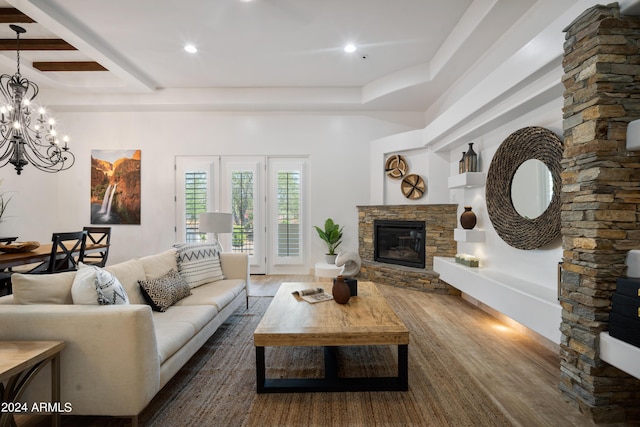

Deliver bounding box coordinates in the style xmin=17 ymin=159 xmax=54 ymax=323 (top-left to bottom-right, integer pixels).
xmin=255 ymin=345 xmax=408 ymax=393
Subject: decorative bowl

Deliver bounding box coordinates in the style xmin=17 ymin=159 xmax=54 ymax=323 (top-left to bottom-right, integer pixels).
xmin=0 ymin=241 xmax=40 ymax=253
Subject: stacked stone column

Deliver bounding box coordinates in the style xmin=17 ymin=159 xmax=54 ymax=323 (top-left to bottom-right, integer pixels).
xmin=560 ymin=3 xmax=640 ymax=422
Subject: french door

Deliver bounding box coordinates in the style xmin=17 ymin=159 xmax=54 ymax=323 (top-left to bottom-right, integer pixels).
xmin=176 ymin=155 xmax=307 ymax=275
xmin=220 ymin=157 xmax=266 ymax=274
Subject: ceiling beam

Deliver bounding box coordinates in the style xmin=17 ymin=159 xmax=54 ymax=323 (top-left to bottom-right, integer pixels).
xmin=33 ymin=61 xmax=107 ymax=72
xmin=0 ymin=39 xmax=76 ymax=50
xmin=0 ymin=8 xmax=35 ymax=23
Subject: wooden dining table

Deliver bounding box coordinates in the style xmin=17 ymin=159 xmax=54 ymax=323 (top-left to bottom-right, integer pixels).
xmin=0 ymin=242 xmax=109 ymax=270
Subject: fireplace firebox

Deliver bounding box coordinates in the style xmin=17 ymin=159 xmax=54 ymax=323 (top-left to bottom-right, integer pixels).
xmin=374 ymin=220 xmax=425 ymax=269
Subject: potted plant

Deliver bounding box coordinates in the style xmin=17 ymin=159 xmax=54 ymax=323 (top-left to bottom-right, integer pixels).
xmin=314 ymin=218 xmax=343 ymax=264
xmin=0 ymin=180 xmax=12 ymax=223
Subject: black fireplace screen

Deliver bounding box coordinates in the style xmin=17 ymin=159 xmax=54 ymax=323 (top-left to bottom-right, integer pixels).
xmin=374 ymin=220 xmax=425 ymax=269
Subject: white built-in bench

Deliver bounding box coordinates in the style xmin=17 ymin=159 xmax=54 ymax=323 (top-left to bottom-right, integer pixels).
xmin=433 ymin=256 xmax=561 ymax=343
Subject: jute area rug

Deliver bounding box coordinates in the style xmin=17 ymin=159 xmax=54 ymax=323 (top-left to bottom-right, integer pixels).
xmin=65 ymin=285 xmax=513 ymax=427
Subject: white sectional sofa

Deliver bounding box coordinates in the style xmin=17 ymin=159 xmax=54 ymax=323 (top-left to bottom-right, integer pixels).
xmin=0 ymin=246 xmax=249 ymax=426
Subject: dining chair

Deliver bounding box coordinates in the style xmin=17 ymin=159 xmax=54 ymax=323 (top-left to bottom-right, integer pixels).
xmin=81 ymin=226 xmax=111 ymax=267
xmin=28 ymin=231 xmax=88 ymax=274
xmin=0 ymin=237 xmax=19 ymax=294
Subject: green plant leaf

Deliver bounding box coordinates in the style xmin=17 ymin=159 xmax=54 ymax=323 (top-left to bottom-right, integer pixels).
xmin=315 ymin=218 xmax=344 ymax=255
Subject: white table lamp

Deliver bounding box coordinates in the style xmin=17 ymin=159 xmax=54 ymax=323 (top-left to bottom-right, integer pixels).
xmin=198 ymin=212 xmax=233 ymax=251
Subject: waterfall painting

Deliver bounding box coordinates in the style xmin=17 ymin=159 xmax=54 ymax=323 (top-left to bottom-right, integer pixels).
xmin=90 ymin=149 xmax=141 ymax=225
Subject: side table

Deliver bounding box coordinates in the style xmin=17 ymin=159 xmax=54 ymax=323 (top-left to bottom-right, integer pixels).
xmin=0 ymin=341 xmax=65 ymax=427
xmin=314 ymin=262 xmax=344 ymax=280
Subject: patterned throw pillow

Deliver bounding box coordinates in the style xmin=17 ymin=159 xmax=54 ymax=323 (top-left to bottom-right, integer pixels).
xmin=138 ymin=269 xmax=192 ymax=312
xmin=173 ymin=242 xmax=225 ymax=289
xmin=94 ymin=266 xmax=130 ymax=305
xmin=71 ymin=263 xmax=129 ymax=305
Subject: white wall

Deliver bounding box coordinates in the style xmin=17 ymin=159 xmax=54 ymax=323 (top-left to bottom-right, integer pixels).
xmin=364 ymin=1 xmax=578 ymax=331
xmin=451 ymin=99 xmax=563 ymax=291
xmin=369 ymin=130 xmax=449 ymax=206
xmin=0 ymin=111 xmax=419 ymax=267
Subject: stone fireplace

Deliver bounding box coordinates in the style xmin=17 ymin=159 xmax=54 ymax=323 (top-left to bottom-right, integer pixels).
xmin=357 ymin=204 xmax=457 ymax=293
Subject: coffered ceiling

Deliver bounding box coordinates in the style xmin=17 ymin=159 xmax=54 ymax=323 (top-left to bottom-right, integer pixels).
xmin=0 ymin=0 xmax=638 ymax=112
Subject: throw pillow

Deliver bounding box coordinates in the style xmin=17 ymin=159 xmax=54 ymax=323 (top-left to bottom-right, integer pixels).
xmin=104 ymin=259 xmax=147 ymax=304
xmin=12 ymin=271 xmax=76 ymax=304
xmin=138 ymin=268 xmax=192 ymax=312
xmin=139 ymin=249 xmax=179 ymax=280
xmin=173 ymin=242 xmax=225 ymax=288
xmin=71 ymin=263 xmax=129 ymax=305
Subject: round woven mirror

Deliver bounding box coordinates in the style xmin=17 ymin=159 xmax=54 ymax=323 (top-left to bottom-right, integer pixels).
xmin=486 ymin=126 xmax=563 ymax=250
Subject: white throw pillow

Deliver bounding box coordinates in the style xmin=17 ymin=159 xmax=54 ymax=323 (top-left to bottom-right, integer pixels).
xmin=173 ymin=242 xmax=225 ymax=289
xmin=104 ymin=258 xmax=147 ymax=304
xmin=139 ymin=249 xmax=179 ymax=280
xmin=71 ymin=263 xmax=129 ymax=305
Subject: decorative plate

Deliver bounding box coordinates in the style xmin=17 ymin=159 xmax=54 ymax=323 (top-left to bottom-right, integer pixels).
xmin=401 ymin=174 xmax=426 ymax=199
xmin=0 ymin=241 xmax=40 ymax=253
xmin=385 ymin=154 xmax=408 ymax=179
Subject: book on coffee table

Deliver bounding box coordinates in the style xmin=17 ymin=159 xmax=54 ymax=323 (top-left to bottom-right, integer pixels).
xmin=291 ymin=287 xmax=333 ymax=304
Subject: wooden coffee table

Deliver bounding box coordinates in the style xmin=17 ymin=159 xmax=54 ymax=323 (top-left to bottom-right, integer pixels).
xmin=253 ymin=281 xmax=409 ymax=393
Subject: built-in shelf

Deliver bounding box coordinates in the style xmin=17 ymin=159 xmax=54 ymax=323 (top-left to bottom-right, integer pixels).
xmin=434 ymin=256 xmax=561 ymax=343
xmin=454 ymin=228 xmax=485 ymax=242
xmin=600 ymin=332 xmax=640 ymax=380
xmin=447 ymin=172 xmax=486 ymax=189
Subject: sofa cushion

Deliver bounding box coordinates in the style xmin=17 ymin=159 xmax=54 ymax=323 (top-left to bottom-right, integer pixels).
xmin=138 ymin=269 xmax=191 ymax=312
xmin=139 ymin=249 xmax=178 ymax=280
xmin=11 ymin=271 xmax=76 ymax=304
xmin=71 ymin=263 xmax=129 ymax=305
xmin=173 ymin=243 xmax=225 ymax=289
xmin=104 ymin=258 xmax=147 ymax=304
xmin=152 ymin=305 xmax=217 ymax=364
xmin=173 ymin=279 xmax=245 ymax=311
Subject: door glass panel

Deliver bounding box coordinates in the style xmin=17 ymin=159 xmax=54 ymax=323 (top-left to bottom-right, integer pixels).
xmin=185 ymin=171 xmax=208 ymax=242
xmin=276 ymin=171 xmax=301 ymax=257
xmin=231 ymin=171 xmax=255 ymax=255
xmin=175 ymin=156 xmax=218 ymax=243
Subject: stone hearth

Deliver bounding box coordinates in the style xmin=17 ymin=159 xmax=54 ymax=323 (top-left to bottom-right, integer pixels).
xmin=356 ymin=204 xmax=458 ymax=294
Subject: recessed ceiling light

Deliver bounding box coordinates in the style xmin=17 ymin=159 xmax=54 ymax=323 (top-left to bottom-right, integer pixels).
xmin=184 ymin=44 xmax=197 ymax=53
xmin=344 ymin=43 xmax=356 ymax=53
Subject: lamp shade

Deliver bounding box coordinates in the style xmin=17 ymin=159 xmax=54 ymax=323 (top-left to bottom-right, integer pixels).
xmin=198 ymin=212 xmax=233 ymax=233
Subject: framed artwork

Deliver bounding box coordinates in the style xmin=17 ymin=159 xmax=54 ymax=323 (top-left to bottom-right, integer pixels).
xmin=90 ymin=149 xmax=141 ymax=225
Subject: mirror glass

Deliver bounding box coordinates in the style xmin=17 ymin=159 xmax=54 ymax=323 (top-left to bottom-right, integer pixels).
xmin=511 ymin=159 xmax=553 ymax=219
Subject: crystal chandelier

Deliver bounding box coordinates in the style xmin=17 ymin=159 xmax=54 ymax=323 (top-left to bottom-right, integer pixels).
xmin=0 ymin=25 xmax=74 ymax=175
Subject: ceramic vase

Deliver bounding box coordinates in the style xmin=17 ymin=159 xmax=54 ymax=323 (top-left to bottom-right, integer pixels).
xmin=460 ymin=206 xmax=477 ymax=230
xmin=458 ymin=152 xmax=466 ymax=174
xmin=332 ymin=275 xmax=351 ymax=304
xmin=463 ymin=143 xmax=478 ymax=172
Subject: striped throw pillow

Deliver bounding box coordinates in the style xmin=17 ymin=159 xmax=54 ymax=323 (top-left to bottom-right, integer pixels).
xmin=173 ymin=242 xmax=225 ymax=289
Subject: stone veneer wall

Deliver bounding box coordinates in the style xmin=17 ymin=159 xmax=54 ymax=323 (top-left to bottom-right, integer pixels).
xmin=560 ymin=4 xmax=640 ymax=422
xmin=356 ymin=204 xmax=458 ymax=294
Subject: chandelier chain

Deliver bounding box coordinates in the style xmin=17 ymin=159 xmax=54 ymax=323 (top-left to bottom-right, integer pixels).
xmin=15 ymin=30 xmax=20 ymax=76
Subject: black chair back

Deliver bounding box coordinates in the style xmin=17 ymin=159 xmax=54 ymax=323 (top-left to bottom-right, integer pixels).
xmin=81 ymin=226 xmax=111 ymax=267
xmin=44 ymin=231 xmax=87 ymax=273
